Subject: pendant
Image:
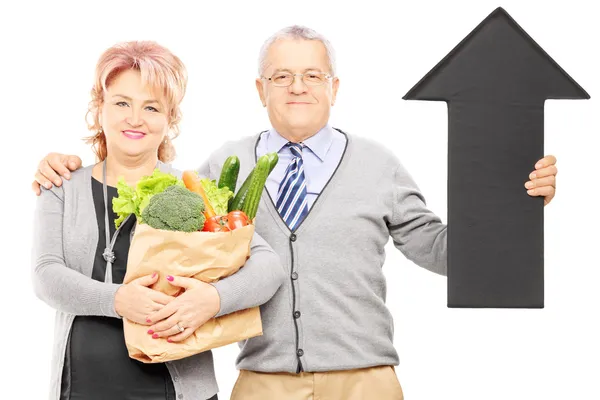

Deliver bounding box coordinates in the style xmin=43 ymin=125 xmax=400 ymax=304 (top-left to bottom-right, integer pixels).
xmin=103 ymin=248 xmax=116 ymax=263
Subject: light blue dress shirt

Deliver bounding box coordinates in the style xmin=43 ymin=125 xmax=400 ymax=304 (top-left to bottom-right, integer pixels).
xmin=256 ymin=124 xmax=347 ymax=209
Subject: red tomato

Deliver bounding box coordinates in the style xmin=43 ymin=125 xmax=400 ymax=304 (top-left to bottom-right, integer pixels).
xmin=226 ymin=211 xmax=250 ymax=231
xmin=202 ymin=216 xmax=231 ymax=232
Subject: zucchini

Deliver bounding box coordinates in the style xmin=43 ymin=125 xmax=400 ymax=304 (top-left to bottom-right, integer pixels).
xmin=241 ymin=155 xmax=271 ymax=220
xmin=229 ymin=152 xmax=278 ymax=212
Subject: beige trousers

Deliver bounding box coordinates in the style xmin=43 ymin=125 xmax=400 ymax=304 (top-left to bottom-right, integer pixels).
xmin=230 ymin=365 xmax=404 ymax=400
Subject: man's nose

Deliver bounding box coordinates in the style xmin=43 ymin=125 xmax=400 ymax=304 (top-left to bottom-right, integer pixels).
xmin=289 ymin=74 xmax=308 ymax=94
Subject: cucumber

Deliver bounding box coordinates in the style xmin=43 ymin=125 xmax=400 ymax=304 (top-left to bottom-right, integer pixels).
xmin=266 ymin=152 xmax=279 ymax=172
xmin=241 ymin=155 xmax=271 ymax=220
xmin=218 ymin=155 xmax=240 ymax=192
xmin=229 ymin=178 xmax=250 ymax=212
xmin=229 ymin=152 xmax=278 ymax=212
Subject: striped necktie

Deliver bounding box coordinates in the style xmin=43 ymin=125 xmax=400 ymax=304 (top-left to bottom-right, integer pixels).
xmin=276 ymin=142 xmax=309 ymax=230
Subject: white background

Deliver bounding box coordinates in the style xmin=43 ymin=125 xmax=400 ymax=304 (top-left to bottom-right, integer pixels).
xmin=1 ymin=0 xmax=598 ymax=399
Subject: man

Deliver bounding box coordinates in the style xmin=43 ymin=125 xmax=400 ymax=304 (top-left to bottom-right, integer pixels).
xmin=33 ymin=26 xmax=558 ymax=399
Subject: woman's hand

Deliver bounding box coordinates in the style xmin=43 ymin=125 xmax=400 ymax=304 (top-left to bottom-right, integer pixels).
xmin=114 ymin=273 xmax=176 ymax=325
xmin=146 ymin=276 xmax=221 ymax=342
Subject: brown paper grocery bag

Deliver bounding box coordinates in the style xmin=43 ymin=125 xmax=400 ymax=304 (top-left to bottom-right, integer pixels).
xmin=122 ymin=223 xmax=263 ymax=363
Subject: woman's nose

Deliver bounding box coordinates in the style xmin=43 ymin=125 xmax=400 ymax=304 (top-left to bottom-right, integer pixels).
xmin=125 ymin=109 xmax=143 ymax=127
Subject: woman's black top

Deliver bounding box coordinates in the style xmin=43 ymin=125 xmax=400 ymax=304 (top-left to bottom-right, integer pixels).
xmin=60 ymin=177 xmax=175 ymax=400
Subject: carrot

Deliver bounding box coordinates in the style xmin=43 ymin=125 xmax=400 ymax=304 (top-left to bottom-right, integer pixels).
xmin=182 ymin=170 xmax=216 ymax=218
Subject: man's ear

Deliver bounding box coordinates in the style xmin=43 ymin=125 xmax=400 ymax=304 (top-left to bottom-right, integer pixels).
xmin=256 ymin=78 xmax=267 ymax=107
xmin=331 ymin=77 xmax=340 ymax=106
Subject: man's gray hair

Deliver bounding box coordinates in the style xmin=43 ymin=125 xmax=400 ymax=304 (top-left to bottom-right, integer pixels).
xmin=258 ymin=25 xmax=337 ymax=77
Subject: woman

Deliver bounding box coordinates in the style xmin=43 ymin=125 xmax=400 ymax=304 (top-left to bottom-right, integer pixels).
xmin=32 ymin=41 xmax=284 ymax=400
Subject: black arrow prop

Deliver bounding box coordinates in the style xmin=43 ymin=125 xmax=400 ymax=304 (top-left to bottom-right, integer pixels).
xmin=403 ymin=7 xmax=589 ymax=308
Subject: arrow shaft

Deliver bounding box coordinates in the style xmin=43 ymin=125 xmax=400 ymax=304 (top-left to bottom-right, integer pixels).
xmin=447 ymin=101 xmax=544 ymax=307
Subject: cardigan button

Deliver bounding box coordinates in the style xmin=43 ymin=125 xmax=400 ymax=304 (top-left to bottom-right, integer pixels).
xmin=294 ymin=311 xmax=301 ymax=319
xmin=297 ymin=349 xmax=304 ymax=357
xmin=290 ymin=234 xmax=297 ymax=242
xmin=291 ymin=272 xmax=298 ymax=280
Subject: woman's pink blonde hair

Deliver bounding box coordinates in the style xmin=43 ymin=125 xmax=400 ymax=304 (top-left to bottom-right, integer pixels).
xmin=84 ymin=41 xmax=188 ymax=163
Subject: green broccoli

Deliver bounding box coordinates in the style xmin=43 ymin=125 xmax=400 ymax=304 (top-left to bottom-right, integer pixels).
xmin=141 ymin=185 xmax=206 ymax=232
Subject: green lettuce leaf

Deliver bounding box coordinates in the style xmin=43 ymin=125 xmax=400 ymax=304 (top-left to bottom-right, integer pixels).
xmin=200 ymin=178 xmax=233 ymax=215
xmin=113 ymin=178 xmax=137 ymax=229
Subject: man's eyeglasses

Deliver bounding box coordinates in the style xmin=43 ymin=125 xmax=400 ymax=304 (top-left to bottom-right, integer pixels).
xmin=262 ymin=71 xmax=333 ymax=87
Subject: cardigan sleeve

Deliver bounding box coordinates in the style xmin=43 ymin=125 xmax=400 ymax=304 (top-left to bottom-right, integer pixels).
xmin=387 ymin=161 xmax=448 ymax=276
xmin=211 ymin=232 xmax=285 ymax=317
xmin=31 ymin=185 xmax=122 ymax=317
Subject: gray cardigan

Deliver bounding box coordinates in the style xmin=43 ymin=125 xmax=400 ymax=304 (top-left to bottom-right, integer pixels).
xmin=196 ymin=131 xmax=447 ymax=373
xmin=31 ymin=162 xmax=285 ymax=400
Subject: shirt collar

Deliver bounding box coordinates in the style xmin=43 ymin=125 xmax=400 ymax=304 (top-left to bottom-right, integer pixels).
xmin=267 ymin=124 xmax=334 ymax=162
xmin=266 ymin=128 xmax=291 ymax=155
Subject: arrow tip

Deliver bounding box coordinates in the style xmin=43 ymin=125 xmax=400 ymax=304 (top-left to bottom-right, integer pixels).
xmin=402 ymin=6 xmax=590 ymax=101
xmin=492 ymin=6 xmax=508 ymax=15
